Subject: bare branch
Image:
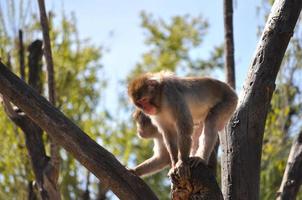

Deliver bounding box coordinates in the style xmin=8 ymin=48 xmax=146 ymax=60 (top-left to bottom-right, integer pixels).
xmin=277 ymin=130 xmax=302 ymax=199
xmin=36 ymin=0 xmax=55 ymax=104
xmin=18 ymin=29 xmax=25 ymax=80
xmin=37 ymin=0 xmax=60 ymax=183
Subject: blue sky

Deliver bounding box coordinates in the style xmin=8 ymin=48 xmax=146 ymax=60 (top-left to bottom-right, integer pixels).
xmin=46 ymin=0 xmax=263 ymax=111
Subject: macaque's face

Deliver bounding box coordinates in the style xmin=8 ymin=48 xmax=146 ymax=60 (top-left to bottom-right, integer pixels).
xmin=128 ymin=77 xmax=161 ymax=115
xmin=133 ymin=110 xmax=159 ymax=138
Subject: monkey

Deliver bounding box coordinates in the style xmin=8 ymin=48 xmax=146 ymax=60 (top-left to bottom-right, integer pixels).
xmin=130 ymin=109 xmax=204 ymax=177
xmin=130 ymin=109 xmax=170 ymax=177
xmin=128 ymin=71 xmax=238 ymax=172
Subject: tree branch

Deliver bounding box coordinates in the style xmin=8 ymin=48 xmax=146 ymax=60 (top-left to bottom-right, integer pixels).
xmin=0 ymin=61 xmax=158 ymax=200
xmin=37 ymin=0 xmax=55 ymax=105
xmin=18 ymin=29 xmax=25 ymax=80
xmin=37 ymin=0 xmax=60 ymax=184
xmin=277 ymin=130 xmax=302 ymax=199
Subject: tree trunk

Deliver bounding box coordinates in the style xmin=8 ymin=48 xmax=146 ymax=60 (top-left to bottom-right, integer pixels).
xmin=220 ymin=0 xmax=302 ymax=199
xmin=277 ymin=130 xmax=302 ymax=200
xmin=0 ymin=61 xmax=158 ymax=200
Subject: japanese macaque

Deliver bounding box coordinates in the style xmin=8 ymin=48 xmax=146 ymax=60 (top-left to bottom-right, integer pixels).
xmin=128 ymin=71 xmax=238 ymax=172
xmin=130 ymin=109 xmax=204 ymax=177
xmin=130 ymin=110 xmax=170 ymax=177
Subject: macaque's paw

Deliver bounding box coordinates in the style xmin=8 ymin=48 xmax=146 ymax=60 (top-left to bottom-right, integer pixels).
xmin=168 ymin=167 xmax=176 ymax=178
xmin=189 ymin=157 xmax=207 ymax=168
xmin=127 ymin=168 xmax=138 ymax=176
xmin=190 ymin=194 xmax=203 ymax=200
xmin=174 ymin=160 xmax=191 ymax=179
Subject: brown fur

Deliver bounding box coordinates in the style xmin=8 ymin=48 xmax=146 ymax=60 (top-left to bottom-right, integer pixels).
xmin=131 ymin=110 xmax=170 ymax=177
xmin=131 ymin=109 xmax=205 ymax=177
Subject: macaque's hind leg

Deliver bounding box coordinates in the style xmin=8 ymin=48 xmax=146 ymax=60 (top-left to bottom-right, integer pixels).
xmin=196 ymin=121 xmax=218 ymax=164
xmin=196 ymin=99 xmax=235 ymax=163
xmin=190 ymin=123 xmax=203 ymax=156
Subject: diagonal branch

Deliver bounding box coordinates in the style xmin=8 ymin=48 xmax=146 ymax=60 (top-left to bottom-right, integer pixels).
xmin=0 ymin=61 xmax=158 ymax=200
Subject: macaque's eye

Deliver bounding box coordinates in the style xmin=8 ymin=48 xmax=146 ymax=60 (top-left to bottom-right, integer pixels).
xmin=137 ymin=97 xmax=149 ymax=105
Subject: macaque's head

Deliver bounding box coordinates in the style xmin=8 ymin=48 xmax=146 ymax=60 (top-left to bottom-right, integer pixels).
xmin=128 ymin=74 xmax=162 ymax=115
xmin=132 ymin=109 xmax=160 ymax=138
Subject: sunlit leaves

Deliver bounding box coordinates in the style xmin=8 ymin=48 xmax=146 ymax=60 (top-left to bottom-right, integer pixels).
xmin=132 ymin=12 xmax=211 ymax=75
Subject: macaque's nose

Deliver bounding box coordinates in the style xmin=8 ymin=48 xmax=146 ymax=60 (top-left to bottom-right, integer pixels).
xmin=137 ymin=97 xmax=148 ymax=104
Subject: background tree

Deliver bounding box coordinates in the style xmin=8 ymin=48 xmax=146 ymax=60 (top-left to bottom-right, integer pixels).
xmin=0 ymin=1 xmax=107 ymax=199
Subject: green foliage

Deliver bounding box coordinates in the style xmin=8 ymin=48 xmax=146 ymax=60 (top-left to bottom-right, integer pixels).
xmin=261 ymin=88 xmax=292 ymax=199
xmin=131 ymin=11 xmax=223 ymax=77
xmin=0 ymin=109 xmax=34 ymax=200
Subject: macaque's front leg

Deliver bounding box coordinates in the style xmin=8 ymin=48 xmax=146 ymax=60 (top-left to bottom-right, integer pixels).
xmin=161 ymin=129 xmax=179 ymax=168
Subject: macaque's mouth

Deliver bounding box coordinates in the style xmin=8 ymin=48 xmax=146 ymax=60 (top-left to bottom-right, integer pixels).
xmin=143 ymin=106 xmax=157 ymax=115
xmin=135 ymin=98 xmax=158 ymax=115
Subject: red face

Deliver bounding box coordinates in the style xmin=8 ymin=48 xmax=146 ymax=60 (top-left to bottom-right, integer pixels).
xmin=128 ymin=75 xmax=161 ymax=115
xmin=136 ymin=97 xmax=157 ymax=115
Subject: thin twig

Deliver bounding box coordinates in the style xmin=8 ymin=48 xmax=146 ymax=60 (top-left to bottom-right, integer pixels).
xmin=18 ymin=29 xmax=25 ymax=80
xmin=37 ymin=0 xmax=60 ymax=184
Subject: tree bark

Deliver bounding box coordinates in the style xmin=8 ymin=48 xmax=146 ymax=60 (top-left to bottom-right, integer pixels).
xmin=97 ymin=182 xmax=109 ymax=200
xmin=220 ymin=0 xmax=302 ymax=199
xmin=27 ymin=181 xmax=38 ymax=200
xmin=223 ymin=0 xmax=235 ymax=89
xmin=277 ymin=130 xmax=302 ymax=200
xmin=0 ymin=61 xmax=158 ymax=200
